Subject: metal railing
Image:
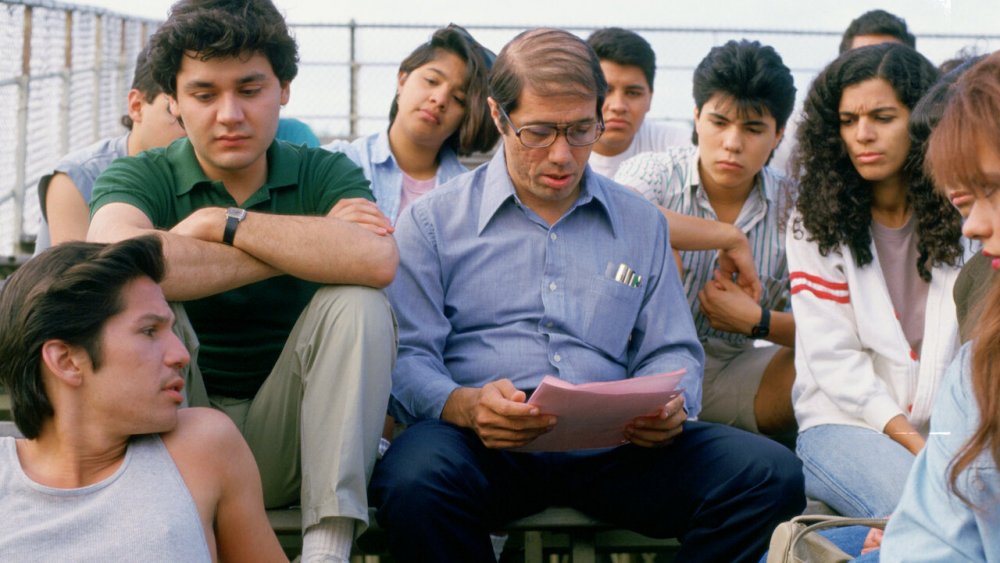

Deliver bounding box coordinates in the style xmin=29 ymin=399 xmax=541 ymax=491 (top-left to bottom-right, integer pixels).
xmin=3 ymin=0 xmax=999 ymax=262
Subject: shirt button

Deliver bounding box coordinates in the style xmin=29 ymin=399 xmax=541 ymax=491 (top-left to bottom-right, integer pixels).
xmin=553 ymin=354 xmax=562 ymax=363
xmin=546 ymin=322 xmax=554 ymax=328
xmin=549 ymin=282 xmax=557 ymax=291
xmin=550 ymin=232 xmax=558 ymax=241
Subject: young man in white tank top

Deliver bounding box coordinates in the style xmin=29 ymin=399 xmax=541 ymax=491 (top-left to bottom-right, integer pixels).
xmin=0 ymin=237 xmax=286 ymax=562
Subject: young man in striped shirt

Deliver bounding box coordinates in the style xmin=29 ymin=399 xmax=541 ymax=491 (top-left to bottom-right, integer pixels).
xmin=616 ymin=40 xmax=797 ymax=437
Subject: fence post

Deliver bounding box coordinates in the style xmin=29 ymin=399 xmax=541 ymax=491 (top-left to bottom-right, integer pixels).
xmin=59 ymin=9 xmax=72 ymax=158
xmin=12 ymin=6 xmax=32 ymax=255
xmin=349 ymin=18 xmax=358 ymax=139
xmin=93 ymin=12 xmax=102 ymax=141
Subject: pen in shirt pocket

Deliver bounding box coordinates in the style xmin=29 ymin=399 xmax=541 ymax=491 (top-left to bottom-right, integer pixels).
xmin=606 ymin=261 xmax=642 ymax=288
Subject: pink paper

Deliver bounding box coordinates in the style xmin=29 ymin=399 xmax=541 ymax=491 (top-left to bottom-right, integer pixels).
xmin=513 ymin=370 xmax=686 ymax=452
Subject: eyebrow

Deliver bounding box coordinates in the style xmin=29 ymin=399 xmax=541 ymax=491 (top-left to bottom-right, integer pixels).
xmin=182 ymin=72 xmax=268 ymax=91
xmin=839 ymin=106 xmax=900 ymax=116
xmin=134 ymin=312 xmax=175 ymax=326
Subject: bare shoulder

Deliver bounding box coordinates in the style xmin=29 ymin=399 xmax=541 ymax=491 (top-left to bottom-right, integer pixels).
xmin=161 ymin=407 xmax=244 ymax=469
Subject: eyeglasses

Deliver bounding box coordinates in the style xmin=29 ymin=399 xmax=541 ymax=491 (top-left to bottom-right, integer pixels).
xmin=445 ymin=23 xmax=497 ymax=70
xmin=496 ymin=105 xmax=604 ymax=148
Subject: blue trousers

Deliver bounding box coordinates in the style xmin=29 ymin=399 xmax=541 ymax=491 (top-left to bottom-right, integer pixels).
xmin=370 ymin=419 xmax=805 ymax=563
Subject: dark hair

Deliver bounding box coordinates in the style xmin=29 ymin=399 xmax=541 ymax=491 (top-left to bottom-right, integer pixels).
xmin=490 ymin=28 xmax=607 ymax=123
xmin=930 ymin=52 xmax=1000 ymax=507
xmin=910 ymin=54 xmax=986 ymax=167
xmin=389 ymin=25 xmax=499 ymax=156
xmin=839 ymin=9 xmax=916 ymax=54
xmin=691 ymin=39 xmax=796 ymax=145
xmin=0 ymin=236 xmax=165 ymax=439
xmin=121 ymin=45 xmax=167 ymax=130
xmin=586 ymin=27 xmax=656 ymax=90
xmin=148 ymin=0 xmax=298 ymax=99
xmin=792 ymin=43 xmax=961 ymax=281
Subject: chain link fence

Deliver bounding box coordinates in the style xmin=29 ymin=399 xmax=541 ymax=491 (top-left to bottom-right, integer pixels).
xmin=3 ymin=0 xmax=999 ymax=267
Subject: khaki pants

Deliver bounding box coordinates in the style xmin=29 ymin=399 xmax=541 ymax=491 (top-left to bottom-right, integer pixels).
xmin=173 ymin=285 xmax=397 ymax=533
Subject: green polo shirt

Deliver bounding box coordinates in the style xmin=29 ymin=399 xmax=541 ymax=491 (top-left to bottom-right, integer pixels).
xmin=91 ymin=138 xmax=374 ymax=399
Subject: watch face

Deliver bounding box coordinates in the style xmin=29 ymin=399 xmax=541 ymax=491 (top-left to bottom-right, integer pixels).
xmin=751 ymin=326 xmax=769 ymax=339
xmin=227 ymin=207 xmax=247 ymax=221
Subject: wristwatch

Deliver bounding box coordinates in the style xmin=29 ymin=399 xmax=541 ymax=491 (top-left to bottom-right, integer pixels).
xmin=223 ymin=207 xmax=247 ymax=246
xmin=751 ymin=307 xmax=771 ymax=339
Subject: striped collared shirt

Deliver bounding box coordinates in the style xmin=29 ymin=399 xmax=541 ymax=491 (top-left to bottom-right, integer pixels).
xmin=616 ymin=146 xmax=793 ymax=346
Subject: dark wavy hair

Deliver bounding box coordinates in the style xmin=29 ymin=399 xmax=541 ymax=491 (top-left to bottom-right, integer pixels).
xmin=389 ymin=25 xmax=499 ymax=156
xmin=0 ymin=237 xmax=165 ymax=439
xmin=148 ymin=0 xmax=298 ymax=99
xmin=792 ymin=43 xmax=961 ymax=281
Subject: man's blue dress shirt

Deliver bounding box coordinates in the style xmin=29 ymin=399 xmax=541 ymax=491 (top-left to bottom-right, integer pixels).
xmin=387 ymin=148 xmax=704 ymax=423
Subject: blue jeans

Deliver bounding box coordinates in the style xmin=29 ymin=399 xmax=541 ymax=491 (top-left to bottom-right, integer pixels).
xmin=797 ymin=424 xmax=915 ymax=518
xmin=371 ymin=419 xmax=805 ymax=563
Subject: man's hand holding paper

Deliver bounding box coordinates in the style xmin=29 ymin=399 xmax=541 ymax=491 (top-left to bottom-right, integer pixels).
xmin=625 ymin=394 xmax=687 ymax=448
xmin=441 ymin=379 xmax=557 ymax=449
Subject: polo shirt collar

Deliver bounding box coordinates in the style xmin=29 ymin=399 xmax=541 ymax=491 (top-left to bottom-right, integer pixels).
xmin=477 ymin=145 xmax=616 ymax=236
xmin=171 ymin=138 xmax=300 ymax=196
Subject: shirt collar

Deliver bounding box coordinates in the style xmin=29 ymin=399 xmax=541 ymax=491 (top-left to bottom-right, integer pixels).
xmin=477 ymin=145 xmax=617 ymax=236
xmin=371 ymin=129 xmax=395 ymax=166
xmin=173 ymin=139 xmax=300 ymax=196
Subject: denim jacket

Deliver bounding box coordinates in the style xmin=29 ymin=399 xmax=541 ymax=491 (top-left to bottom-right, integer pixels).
xmin=881 ymin=342 xmax=1000 ymax=561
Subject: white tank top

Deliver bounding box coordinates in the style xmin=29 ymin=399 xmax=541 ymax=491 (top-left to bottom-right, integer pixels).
xmin=0 ymin=434 xmax=211 ymax=562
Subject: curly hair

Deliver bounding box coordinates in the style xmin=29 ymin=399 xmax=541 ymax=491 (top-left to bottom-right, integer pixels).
xmin=792 ymin=43 xmax=962 ymax=281
xmin=148 ymin=0 xmax=298 ymax=99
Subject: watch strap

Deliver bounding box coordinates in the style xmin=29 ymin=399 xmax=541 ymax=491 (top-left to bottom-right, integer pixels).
xmin=751 ymin=306 xmax=771 ymax=339
xmin=223 ymin=207 xmax=246 ymax=246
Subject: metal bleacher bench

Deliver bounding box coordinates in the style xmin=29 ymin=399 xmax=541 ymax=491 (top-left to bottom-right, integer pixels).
xmin=269 ymin=505 xmax=680 ymax=562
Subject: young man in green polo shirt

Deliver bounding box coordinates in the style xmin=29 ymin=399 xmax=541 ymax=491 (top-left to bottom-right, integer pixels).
xmin=87 ymin=1 xmax=398 ymax=561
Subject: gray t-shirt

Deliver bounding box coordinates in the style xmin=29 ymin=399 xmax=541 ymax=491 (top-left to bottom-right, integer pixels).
xmin=33 ymin=133 xmax=129 ymax=255
xmin=0 ymin=434 xmax=211 ymax=562
xmin=872 ymin=214 xmax=929 ymax=354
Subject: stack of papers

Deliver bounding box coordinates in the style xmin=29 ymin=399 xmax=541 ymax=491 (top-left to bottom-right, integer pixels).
xmin=514 ymin=370 xmax=685 ymax=452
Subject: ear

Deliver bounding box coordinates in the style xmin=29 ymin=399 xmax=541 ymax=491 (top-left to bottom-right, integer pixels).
xmin=40 ymin=340 xmax=88 ymax=388
xmin=487 ymin=96 xmax=504 ymax=134
xmin=279 ymin=81 xmax=291 ymax=106
xmin=693 ymin=106 xmax=701 ymax=122
xmin=168 ymin=95 xmax=179 ymax=118
xmin=397 ymin=71 xmax=409 ymax=95
xmin=127 ymin=89 xmax=145 ymax=125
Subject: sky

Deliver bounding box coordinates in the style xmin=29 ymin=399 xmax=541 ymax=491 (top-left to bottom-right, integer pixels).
xmin=79 ymin=0 xmax=999 ymax=36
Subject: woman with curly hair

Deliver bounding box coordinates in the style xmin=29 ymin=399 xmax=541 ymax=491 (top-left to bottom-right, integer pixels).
xmin=325 ymin=24 xmax=498 ymax=225
xmin=785 ymin=43 xmax=964 ymax=518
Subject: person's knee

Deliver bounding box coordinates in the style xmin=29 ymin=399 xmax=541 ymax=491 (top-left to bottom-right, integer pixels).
xmin=373 ymin=422 xmax=483 ymax=515
xmin=312 ymin=285 xmax=392 ymax=321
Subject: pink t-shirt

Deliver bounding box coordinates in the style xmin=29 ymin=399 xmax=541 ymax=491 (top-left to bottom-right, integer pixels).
xmin=398 ymin=173 xmax=437 ymax=217
xmin=872 ymin=214 xmax=929 ymax=355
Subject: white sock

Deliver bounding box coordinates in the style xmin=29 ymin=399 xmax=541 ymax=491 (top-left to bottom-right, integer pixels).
xmin=491 ymin=533 xmax=508 ymax=561
xmin=301 ymin=517 xmax=354 ymax=563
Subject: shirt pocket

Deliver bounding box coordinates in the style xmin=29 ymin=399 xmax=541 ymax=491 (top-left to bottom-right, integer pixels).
xmin=582 ymin=275 xmax=644 ymax=358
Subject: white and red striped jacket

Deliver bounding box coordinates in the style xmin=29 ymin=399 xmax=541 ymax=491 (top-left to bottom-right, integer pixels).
xmin=785 ymin=215 xmax=961 ymax=436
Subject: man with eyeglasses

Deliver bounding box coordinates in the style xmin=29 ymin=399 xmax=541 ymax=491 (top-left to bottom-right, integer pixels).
xmin=371 ymin=28 xmax=804 ymax=562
